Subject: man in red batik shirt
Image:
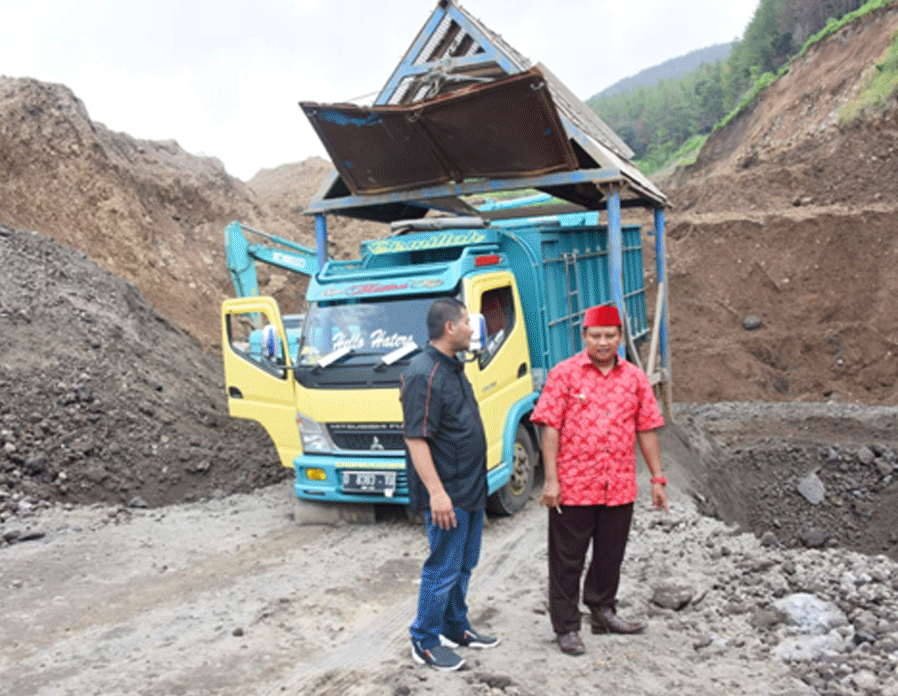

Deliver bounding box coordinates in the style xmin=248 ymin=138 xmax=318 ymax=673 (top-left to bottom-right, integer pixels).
xmin=531 ymin=304 xmax=668 ymax=656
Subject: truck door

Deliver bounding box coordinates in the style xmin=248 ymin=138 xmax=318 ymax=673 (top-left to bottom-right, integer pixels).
xmin=464 ymin=275 xmax=533 ymax=471
xmin=222 ymin=297 xmax=303 ymax=469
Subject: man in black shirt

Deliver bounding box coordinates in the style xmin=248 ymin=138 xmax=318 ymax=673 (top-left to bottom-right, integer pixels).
xmin=400 ymin=297 xmax=500 ymax=671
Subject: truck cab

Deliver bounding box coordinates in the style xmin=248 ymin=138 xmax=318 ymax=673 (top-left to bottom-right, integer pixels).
xmin=224 ymin=222 xmax=542 ymax=514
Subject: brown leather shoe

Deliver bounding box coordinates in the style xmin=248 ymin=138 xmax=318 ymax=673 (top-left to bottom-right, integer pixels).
xmin=556 ymin=631 xmax=585 ymax=655
xmin=590 ymin=607 xmax=646 ymax=635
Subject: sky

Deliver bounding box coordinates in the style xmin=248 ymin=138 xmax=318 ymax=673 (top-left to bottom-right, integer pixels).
xmin=0 ymin=0 xmax=760 ymax=181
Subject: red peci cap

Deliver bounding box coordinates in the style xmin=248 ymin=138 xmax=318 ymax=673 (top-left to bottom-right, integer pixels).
xmin=583 ymin=305 xmax=622 ymax=327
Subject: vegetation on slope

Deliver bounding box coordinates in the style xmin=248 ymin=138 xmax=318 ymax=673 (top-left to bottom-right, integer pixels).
xmin=587 ymin=0 xmax=895 ymax=174
xmin=839 ymin=16 xmax=898 ymax=122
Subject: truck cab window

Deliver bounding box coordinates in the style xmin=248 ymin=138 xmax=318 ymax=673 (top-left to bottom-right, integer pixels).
xmin=479 ymin=286 xmax=514 ymax=367
xmin=296 ymin=297 xmax=433 ymax=367
xmin=225 ymin=311 xmax=288 ymax=378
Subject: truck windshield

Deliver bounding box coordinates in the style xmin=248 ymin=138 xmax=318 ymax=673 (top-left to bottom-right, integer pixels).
xmin=296 ymin=296 xmax=440 ymax=367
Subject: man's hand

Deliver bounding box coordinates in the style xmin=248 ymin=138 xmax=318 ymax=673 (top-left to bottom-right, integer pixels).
xmin=637 ymin=430 xmax=668 ymax=514
xmin=404 ymin=437 xmax=457 ymax=529
xmin=538 ymin=427 xmax=562 ymax=510
xmin=651 ymin=482 xmax=669 ymax=514
xmin=539 ymin=478 xmax=561 ymax=509
xmin=429 ymin=489 xmax=457 ymax=529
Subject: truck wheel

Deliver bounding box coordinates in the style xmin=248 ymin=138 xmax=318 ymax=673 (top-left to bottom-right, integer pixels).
xmin=488 ymin=424 xmax=536 ymax=516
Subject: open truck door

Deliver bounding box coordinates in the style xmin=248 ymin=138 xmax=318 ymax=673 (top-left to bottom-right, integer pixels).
xmin=222 ymin=296 xmax=303 ymax=470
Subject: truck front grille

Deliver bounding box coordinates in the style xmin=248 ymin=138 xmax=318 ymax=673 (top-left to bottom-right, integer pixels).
xmin=327 ymin=423 xmax=405 ymax=452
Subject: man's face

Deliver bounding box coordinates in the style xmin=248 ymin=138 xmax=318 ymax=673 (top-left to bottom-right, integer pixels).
xmin=583 ymin=325 xmax=621 ymax=365
xmin=448 ymin=309 xmax=473 ymax=352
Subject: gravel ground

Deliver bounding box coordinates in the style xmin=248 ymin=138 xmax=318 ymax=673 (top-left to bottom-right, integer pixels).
xmin=2 ymin=432 xmax=898 ymax=696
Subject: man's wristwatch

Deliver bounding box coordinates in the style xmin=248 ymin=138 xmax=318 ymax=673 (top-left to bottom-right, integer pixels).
xmin=650 ymin=475 xmax=667 ymax=485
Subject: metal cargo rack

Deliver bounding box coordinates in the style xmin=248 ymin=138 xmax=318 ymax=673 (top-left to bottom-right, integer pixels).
xmin=298 ymin=0 xmax=672 ymax=411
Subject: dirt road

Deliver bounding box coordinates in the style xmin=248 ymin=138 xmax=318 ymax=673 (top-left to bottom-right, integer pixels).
xmin=2 ymin=431 xmax=827 ymax=696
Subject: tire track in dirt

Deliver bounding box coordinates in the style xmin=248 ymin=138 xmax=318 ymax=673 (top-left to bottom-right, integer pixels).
xmin=265 ymin=500 xmax=546 ymax=694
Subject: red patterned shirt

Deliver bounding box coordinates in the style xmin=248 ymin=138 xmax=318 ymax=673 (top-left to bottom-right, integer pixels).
xmin=530 ymin=351 xmax=664 ymax=506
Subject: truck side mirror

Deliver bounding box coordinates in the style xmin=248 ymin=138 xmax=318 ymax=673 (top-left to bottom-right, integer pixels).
xmin=261 ymin=324 xmax=280 ymax=360
xmin=468 ymin=312 xmax=487 ymax=352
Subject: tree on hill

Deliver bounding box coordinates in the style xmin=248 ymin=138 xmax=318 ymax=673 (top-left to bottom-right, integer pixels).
xmin=591 ymin=43 xmax=734 ymax=100
xmin=588 ymin=0 xmax=869 ymax=172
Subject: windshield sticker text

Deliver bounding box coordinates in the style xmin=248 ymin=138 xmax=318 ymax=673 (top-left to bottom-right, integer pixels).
xmin=331 ymin=329 xmax=415 ymax=351
xmin=370 ymin=330 xmax=414 ymax=348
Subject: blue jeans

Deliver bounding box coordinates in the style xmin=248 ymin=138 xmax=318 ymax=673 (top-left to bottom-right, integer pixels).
xmin=410 ymin=507 xmax=484 ymax=650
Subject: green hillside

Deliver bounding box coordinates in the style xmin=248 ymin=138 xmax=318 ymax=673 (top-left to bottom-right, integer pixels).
xmin=587 ymin=0 xmax=892 ymax=174
xmin=590 ymin=43 xmax=735 ymax=100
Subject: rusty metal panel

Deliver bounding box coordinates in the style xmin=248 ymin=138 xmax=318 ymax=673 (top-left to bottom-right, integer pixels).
xmin=300 ymin=107 xmax=450 ymax=194
xmin=300 ymin=68 xmax=577 ymax=196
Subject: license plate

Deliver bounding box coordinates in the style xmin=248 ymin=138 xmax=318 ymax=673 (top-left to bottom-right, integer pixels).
xmin=341 ymin=470 xmax=396 ymax=495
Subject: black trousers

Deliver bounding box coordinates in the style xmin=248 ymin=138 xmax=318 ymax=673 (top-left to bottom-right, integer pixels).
xmin=547 ymin=502 xmax=634 ymax=634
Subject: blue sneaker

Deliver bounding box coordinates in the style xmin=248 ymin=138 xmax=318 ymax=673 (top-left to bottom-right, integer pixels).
xmin=411 ymin=640 xmax=466 ymax=671
xmin=440 ymin=628 xmax=500 ymax=649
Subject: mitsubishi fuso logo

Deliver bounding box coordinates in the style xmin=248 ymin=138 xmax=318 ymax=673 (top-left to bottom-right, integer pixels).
xmin=370 ymin=436 xmax=385 ymax=451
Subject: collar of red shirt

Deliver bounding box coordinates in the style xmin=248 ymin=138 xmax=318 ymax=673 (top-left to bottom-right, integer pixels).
xmin=575 ymin=349 xmax=621 ymax=371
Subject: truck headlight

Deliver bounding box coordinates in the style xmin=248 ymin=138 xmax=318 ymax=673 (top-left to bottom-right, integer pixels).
xmin=297 ymin=413 xmax=334 ymax=453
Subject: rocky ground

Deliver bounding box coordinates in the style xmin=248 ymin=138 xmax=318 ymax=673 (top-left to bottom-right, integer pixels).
xmin=2 ymin=439 xmax=897 ymax=696
xmin=2 ymin=4 xmax=898 ymax=695
xmin=676 ymin=402 xmax=898 ymax=560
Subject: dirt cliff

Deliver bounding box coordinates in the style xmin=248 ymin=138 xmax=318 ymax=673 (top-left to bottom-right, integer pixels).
xmin=0 ymin=76 xmax=390 ymax=346
xmin=657 ymin=4 xmax=898 ymax=404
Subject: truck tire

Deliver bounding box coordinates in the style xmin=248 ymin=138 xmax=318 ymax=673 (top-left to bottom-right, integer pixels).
xmin=488 ymin=424 xmax=536 ymax=516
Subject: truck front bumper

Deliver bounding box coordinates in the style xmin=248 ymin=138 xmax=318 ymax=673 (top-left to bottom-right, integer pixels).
xmin=293 ymin=454 xmax=410 ymax=505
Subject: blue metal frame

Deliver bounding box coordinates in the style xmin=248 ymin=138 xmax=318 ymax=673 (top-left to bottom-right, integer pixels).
xmin=654 ymin=207 xmax=669 ymax=381
xmin=298 ymin=0 xmax=671 ymax=413
xmin=605 ymin=187 xmax=626 ymax=359
xmin=375 ymin=2 xmax=520 ymax=107
xmin=314 ymin=214 xmax=328 ymax=272
xmin=306 ymin=167 xmax=624 ymax=217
